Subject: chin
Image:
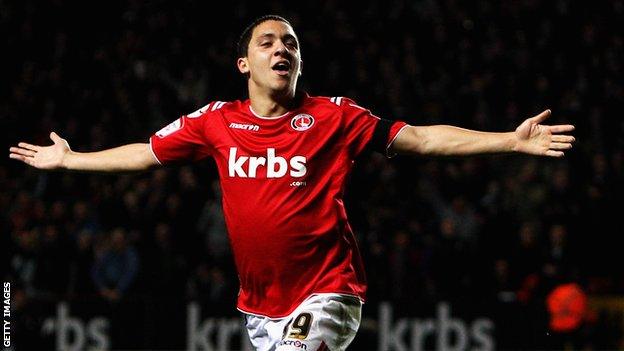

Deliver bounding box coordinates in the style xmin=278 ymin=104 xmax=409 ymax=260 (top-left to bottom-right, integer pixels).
xmin=270 ymin=82 xmax=294 ymax=94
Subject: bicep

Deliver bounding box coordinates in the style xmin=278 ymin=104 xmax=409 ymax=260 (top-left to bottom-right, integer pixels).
xmin=149 ymin=116 xmax=213 ymax=164
xmin=102 ymin=143 xmax=162 ymax=170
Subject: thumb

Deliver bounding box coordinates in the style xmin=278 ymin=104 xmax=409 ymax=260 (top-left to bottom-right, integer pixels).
xmin=531 ymin=109 xmax=551 ymax=124
xmin=50 ymin=131 xmax=62 ymax=143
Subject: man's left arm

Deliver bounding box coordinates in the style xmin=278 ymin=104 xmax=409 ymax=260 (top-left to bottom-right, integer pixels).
xmin=390 ymin=109 xmax=575 ymax=157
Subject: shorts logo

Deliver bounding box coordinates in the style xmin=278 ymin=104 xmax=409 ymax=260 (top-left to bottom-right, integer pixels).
xmin=291 ymin=114 xmax=314 ymax=131
xmin=277 ymin=340 xmax=307 ymax=350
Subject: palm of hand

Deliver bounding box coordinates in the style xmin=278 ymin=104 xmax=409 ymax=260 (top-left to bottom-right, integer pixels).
xmin=515 ymin=120 xmax=550 ymax=154
xmin=514 ymin=110 xmax=575 ymax=157
xmin=33 ymin=142 xmax=68 ymax=169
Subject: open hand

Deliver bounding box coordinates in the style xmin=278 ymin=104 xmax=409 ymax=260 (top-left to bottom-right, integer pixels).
xmin=9 ymin=132 xmax=71 ymax=169
xmin=514 ymin=110 xmax=575 ymax=157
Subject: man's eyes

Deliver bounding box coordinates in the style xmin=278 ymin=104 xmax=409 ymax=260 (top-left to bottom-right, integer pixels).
xmin=258 ymin=40 xmax=298 ymax=49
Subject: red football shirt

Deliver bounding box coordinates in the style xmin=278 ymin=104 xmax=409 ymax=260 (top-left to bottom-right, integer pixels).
xmin=150 ymin=94 xmax=407 ymax=317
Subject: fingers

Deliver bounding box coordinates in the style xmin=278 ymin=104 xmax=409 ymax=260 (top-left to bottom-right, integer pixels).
xmin=548 ymin=129 xmax=575 ymax=155
xmin=9 ymin=146 xmax=36 ymax=157
xmin=9 ymin=152 xmax=35 ymax=166
xmin=9 ymin=146 xmax=38 ymax=166
xmin=17 ymin=142 xmax=40 ymax=152
xmin=9 ymin=143 xmax=42 ymax=167
xmin=552 ymin=135 xmax=575 ymax=143
xmin=548 ymin=124 xmax=575 ymax=133
xmin=531 ymin=109 xmax=551 ymax=124
xmin=544 ymin=139 xmax=573 ymax=157
xmin=550 ymin=142 xmax=573 ymax=150
xmin=9 ymin=153 xmax=24 ymax=161
xmin=545 ymin=150 xmax=565 ymax=158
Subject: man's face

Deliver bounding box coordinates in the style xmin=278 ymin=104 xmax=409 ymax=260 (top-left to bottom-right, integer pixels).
xmin=238 ymin=20 xmax=302 ymax=96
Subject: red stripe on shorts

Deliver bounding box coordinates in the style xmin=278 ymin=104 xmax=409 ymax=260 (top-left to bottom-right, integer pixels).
xmin=315 ymin=341 xmax=328 ymax=351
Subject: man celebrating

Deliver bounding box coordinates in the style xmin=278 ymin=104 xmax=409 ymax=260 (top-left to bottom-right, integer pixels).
xmin=10 ymin=15 xmax=574 ymax=351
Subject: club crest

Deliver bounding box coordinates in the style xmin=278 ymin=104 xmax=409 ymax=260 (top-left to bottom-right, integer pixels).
xmin=291 ymin=114 xmax=315 ymax=131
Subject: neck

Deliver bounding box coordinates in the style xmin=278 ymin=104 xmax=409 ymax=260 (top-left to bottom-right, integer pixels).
xmin=248 ymin=84 xmax=297 ymax=117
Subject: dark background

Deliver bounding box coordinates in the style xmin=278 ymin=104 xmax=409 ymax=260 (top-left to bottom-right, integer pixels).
xmin=3 ymin=0 xmax=624 ymax=349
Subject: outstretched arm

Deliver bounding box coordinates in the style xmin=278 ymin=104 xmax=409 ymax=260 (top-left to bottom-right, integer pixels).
xmin=390 ymin=109 xmax=575 ymax=157
xmin=9 ymin=132 xmax=160 ymax=172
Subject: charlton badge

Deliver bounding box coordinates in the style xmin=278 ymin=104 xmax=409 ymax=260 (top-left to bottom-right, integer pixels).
xmin=291 ymin=114 xmax=314 ymax=131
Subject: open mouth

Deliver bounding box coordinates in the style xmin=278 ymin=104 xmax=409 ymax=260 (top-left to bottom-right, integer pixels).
xmin=272 ymin=61 xmax=291 ymax=76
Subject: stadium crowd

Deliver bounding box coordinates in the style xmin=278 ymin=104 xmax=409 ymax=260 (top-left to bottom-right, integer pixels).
xmin=3 ymin=0 xmax=623 ymax=349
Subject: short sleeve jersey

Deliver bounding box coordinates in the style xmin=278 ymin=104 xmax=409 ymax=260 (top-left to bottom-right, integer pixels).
xmin=150 ymin=94 xmax=407 ymax=318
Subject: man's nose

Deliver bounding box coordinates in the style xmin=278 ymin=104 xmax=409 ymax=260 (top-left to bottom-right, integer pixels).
xmin=273 ymin=41 xmax=289 ymax=56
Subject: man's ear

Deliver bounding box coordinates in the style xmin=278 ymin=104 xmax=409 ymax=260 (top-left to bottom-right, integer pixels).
xmin=298 ymin=59 xmax=303 ymax=76
xmin=237 ymin=57 xmax=249 ymax=74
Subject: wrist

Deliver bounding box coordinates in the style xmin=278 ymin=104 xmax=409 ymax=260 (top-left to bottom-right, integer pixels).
xmin=60 ymin=151 xmax=75 ymax=169
xmin=509 ymin=132 xmax=521 ymax=153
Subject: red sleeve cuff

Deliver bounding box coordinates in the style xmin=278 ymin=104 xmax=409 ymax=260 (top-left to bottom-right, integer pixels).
xmin=386 ymin=121 xmax=409 ymax=157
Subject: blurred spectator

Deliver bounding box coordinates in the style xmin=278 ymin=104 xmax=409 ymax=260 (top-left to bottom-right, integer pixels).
xmin=10 ymin=228 xmax=39 ymax=295
xmin=34 ymin=224 xmax=71 ymax=295
xmin=387 ymin=229 xmax=421 ymax=309
xmin=140 ymin=222 xmax=186 ymax=297
xmin=430 ymin=217 xmax=471 ymax=300
xmin=511 ymin=220 xmax=544 ymax=282
xmin=92 ymin=227 xmax=139 ymax=302
xmin=197 ymin=180 xmax=230 ymax=261
xmin=68 ymin=229 xmax=96 ymax=296
xmin=66 ymin=200 xmax=102 ymax=250
xmin=546 ymin=282 xmax=588 ymax=349
xmin=187 ymin=262 xmax=236 ymax=314
xmin=543 ymin=223 xmax=575 ymax=283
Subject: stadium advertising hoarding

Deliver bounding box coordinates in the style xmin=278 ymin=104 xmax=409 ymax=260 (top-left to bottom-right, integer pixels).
xmin=22 ymin=301 xmax=495 ymax=350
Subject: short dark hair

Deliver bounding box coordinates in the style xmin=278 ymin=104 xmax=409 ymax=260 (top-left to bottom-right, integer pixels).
xmin=237 ymin=15 xmax=293 ymax=58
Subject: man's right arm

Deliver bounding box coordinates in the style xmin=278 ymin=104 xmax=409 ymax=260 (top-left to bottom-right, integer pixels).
xmin=9 ymin=131 xmax=160 ymax=172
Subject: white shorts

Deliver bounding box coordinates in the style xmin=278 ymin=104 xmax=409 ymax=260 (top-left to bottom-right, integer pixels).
xmin=243 ymin=293 xmax=362 ymax=351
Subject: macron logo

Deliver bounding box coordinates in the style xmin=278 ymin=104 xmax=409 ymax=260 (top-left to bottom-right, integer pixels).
xmin=228 ymin=147 xmax=306 ymax=178
xmin=229 ymin=122 xmax=260 ymax=132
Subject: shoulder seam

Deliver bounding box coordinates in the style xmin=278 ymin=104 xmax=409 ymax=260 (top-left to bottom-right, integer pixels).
xmin=329 ymin=96 xmax=343 ymax=106
xmin=211 ymin=101 xmax=227 ymax=111
xmin=187 ymin=100 xmax=232 ymax=118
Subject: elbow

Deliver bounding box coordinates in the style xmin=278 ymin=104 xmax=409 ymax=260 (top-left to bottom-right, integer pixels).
xmin=135 ymin=144 xmax=160 ymax=171
xmin=384 ymin=125 xmax=442 ymax=156
xmin=402 ymin=126 xmax=434 ymax=155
